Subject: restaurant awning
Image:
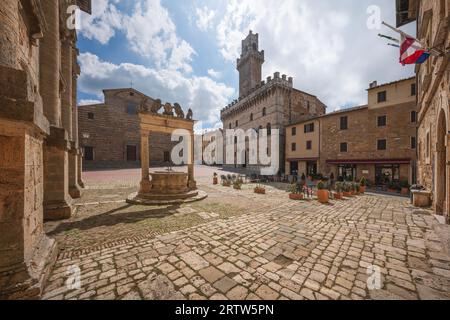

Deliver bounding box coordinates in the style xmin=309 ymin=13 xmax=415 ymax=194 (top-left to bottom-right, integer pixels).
xmin=326 ymin=158 xmax=411 ymax=165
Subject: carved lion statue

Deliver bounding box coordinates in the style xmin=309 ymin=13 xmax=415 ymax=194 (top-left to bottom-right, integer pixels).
xmin=163 ymin=103 xmax=174 ymax=116
xmin=186 ymin=108 xmax=193 ymax=120
xmin=150 ymin=99 xmax=162 ymax=113
xmin=173 ymin=103 xmax=184 ymax=118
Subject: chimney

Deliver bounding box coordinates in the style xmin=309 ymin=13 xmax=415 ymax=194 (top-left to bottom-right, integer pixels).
xmin=369 ymin=81 xmax=378 ymax=89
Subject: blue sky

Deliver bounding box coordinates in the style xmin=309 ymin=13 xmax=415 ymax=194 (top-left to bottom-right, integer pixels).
xmin=76 ymin=0 xmax=416 ymax=130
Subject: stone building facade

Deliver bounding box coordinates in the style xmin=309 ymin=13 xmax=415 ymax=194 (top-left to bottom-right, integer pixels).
xmin=220 ymin=31 xmax=326 ymax=174
xmin=0 ymin=0 xmax=90 ymax=299
xmin=396 ymin=0 xmax=449 ymax=221
xmin=286 ymin=77 xmax=418 ymax=186
xmin=78 ymin=88 xmax=177 ymax=169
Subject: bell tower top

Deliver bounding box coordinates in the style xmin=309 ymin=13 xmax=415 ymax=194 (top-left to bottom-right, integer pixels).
xmin=237 ymin=30 xmax=265 ymax=97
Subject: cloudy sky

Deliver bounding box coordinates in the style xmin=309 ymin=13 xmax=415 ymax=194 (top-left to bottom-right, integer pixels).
xmin=76 ymin=0 xmax=416 ymax=130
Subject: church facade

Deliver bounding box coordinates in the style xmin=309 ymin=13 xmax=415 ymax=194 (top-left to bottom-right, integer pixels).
xmin=220 ymin=31 xmax=326 ymax=174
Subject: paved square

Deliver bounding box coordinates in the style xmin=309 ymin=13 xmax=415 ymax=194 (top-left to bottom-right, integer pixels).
xmin=43 ymin=166 xmax=450 ymax=300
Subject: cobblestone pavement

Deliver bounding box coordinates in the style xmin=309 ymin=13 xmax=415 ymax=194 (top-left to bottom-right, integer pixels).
xmin=43 ymin=167 xmax=450 ymax=300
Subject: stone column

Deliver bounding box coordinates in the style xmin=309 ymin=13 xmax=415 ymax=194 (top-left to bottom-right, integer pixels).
xmin=188 ymin=131 xmax=197 ymax=190
xmin=140 ymin=131 xmax=151 ymax=193
xmin=40 ymin=0 xmax=72 ymax=220
xmin=72 ymin=48 xmax=85 ymax=188
xmin=0 ymin=0 xmax=57 ymax=299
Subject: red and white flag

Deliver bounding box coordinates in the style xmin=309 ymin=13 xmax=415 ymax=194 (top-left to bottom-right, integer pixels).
xmin=400 ymin=34 xmax=430 ymax=65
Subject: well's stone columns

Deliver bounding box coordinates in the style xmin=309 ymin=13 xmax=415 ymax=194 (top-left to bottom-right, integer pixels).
xmin=140 ymin=132 xmax=151 ymax=193
xmin=188 ymin=132 xmax=197 ymax=190
xmin=40 ymin=0 xmax=72 ymax=220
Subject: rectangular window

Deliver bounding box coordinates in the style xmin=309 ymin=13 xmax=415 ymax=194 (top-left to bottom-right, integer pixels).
xmin=340 ymin=116 xmax=348 ymax=130
xmin=163 ymin=151 xmax=170 ymax=163
xmin=411 ymin=83 xmax=416 ymax=96
xmin=411 ymin=111 xmax=417 ymax=123
xmin=340 ymin=142 xmax=348 ymax=153
xmin=377 ymin=139 xmax=387 ymax=151
xmin=411 ymin=137 xmax=416 ymax=149
xmin=235 ymin=120 xmax=239 ymax=127
xmin=291 ymin=127 xmax=297 ymax=136
xmin=88 ymin=112 xmax=94 ymax=120
xmin=377 ymin=115 xmax=387 ymax=127
xmin=304 ymin=123 xmax=314 ymax=133
xmin=291 ymin=143 xmax=296 ymax=152
xmin=306 ymin=141 xmax=312 ymax=150
xmin=126 ymin=145 xmax=137 ymax=162
xmin=84 ymin=146 xmax=94 ymax=161
xmin=377 ymin=91 xmax=387 ymax=103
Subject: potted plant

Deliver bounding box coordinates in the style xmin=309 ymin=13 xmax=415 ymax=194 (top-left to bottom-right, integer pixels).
xmin=317 ymin=181 xmax=329 ymax=203
xmin=333 ymin=182 xmax=343 ymax=200
xmin=343 ymin=182 xmax=352 ymax=197
xmin=388 ymin=181 xmax=398 ymax=193
xmin=288 ymin=183 xmax=304 ymax=200
xmin=254 ymin=183 xmax=266 ymax=194
xmin=222 ymin=175 xmax=231 ymax=187
xmin=233 ymin=178 xmax=243 ymax=190
xmin=360 ymin=177 xmax=366 ymax=193
xmin=213 ymin=172 xmax=218 ymax=185
xmin=400 ymin=180 xmax=410 ymax=195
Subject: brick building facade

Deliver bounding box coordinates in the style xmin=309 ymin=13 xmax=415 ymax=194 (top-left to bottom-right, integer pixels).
xmin=286 ymin=77 xmax=418 ymax=186
xmin=78 ymin=88 xmax=177 ymax=169
xmin=220 ymin=31 xmax=326 ymax=174
xmin=396 ymin=0 xmax=449 ymax=221
xmin=0 ymin=0 xmax=89 ymax=299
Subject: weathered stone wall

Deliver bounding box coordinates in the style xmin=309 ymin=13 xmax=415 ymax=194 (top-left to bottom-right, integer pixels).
xmin=78 ymin=89 xmax=177 ymax=169
xmin=414 ymin=0 xmax=449 ymax=219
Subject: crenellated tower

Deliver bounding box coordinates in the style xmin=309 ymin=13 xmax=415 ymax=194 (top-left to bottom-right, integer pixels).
xmin=237 ymin=30 xmax=265 ymax=98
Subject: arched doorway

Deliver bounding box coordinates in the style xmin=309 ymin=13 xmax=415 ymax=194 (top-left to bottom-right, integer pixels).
xmin=435 ymin=110 xmax=447 ymax=215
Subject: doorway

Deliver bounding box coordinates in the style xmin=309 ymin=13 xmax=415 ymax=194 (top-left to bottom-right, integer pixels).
xmin=126 ymin=145 xmax=137 ymax=162
xmin=290 ymin=161 xmax=298 ymax=176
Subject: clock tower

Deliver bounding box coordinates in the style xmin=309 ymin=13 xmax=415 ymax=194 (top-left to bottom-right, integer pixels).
xmin=237 ymin=31 xmax=265 ymax=97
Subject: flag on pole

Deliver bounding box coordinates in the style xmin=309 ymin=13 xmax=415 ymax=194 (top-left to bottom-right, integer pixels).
xmin=381 ymin=21 xmax=432 ymax=65
xmin=400 ymin=34 xmax=430 ymax=65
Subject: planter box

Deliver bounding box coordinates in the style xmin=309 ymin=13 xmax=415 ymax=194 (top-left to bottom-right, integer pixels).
xmin=333 ymin=192 xmax=343 ymax=200
xmin=289 ymin=193 xmax=304 ymax=200
xmin=388 ymin=189 xmax=397 ymax=193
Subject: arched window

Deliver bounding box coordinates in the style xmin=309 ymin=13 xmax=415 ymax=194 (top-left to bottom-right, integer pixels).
xmin=267 ymin=123 xmax=272 ymax=135
xmin=262 ymin=107 xmax=266 ymax=117
xmin=250 ymin=113 xmax=253 ymax=121
xmin=229 ymin=123 xmax=232 ymax=129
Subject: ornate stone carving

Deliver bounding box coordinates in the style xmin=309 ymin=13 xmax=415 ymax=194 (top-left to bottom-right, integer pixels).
xmin=173 ymin=103 xmax=184 ymax=118
xmin=186 ymin=108 xmax=193 ymax=120
xmin=163 ymin=103 xmax=174 ymax=116
xmin=150 ymin=99 xmax=162 ymax=113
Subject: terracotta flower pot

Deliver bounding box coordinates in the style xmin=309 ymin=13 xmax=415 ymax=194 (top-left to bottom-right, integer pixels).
xmin=254 ymin=188 xmax=266 ymax=194
xmin=360 ymin=186 xmax=366 ymax=193
xmin=343 ymin=192 xmax=352 ymax=197
xmin=401 ymin=187 xmax=409 ymax=195
xmin=289 ymin=193 xmax=304 ymax=200
xmin=213 ymin=177 xmax=218 ymax=185
xmin=388 ymin=188 xmax=397 ymax=193
xmin=317 ymin=190 xmax=329 ymax=203
xmin=333 ymin=192 xmax=343 ymax=200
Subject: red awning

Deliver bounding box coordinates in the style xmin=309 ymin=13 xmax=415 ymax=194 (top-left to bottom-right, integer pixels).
xmin=287 ymin=158 xmax=319 ymax=162
xmin=326 ymin=158 xmax=411 ymax=165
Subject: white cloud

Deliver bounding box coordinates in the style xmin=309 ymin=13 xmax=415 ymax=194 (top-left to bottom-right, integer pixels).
xmin=207 ymin=68 xmax=222 ymax=79
xmin=78 ymin=99 xmax=103 ymax=106
xmin=79 ymin=0 xmax=195 ymax=73
xmin=195 ymin=6 xmax=216 ymax=32
xmin=78 ymin=52 xmax=234 ymax=129
xmin=216 ymin=0 xmax=415 ymax=110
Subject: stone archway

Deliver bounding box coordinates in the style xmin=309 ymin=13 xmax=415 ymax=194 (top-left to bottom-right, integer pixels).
xmin=435 ymin=110 xmax=447 ymax=215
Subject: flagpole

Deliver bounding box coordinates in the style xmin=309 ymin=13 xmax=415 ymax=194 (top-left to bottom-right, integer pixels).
xmin=382 ymin=21 xmax=442 ymax=56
